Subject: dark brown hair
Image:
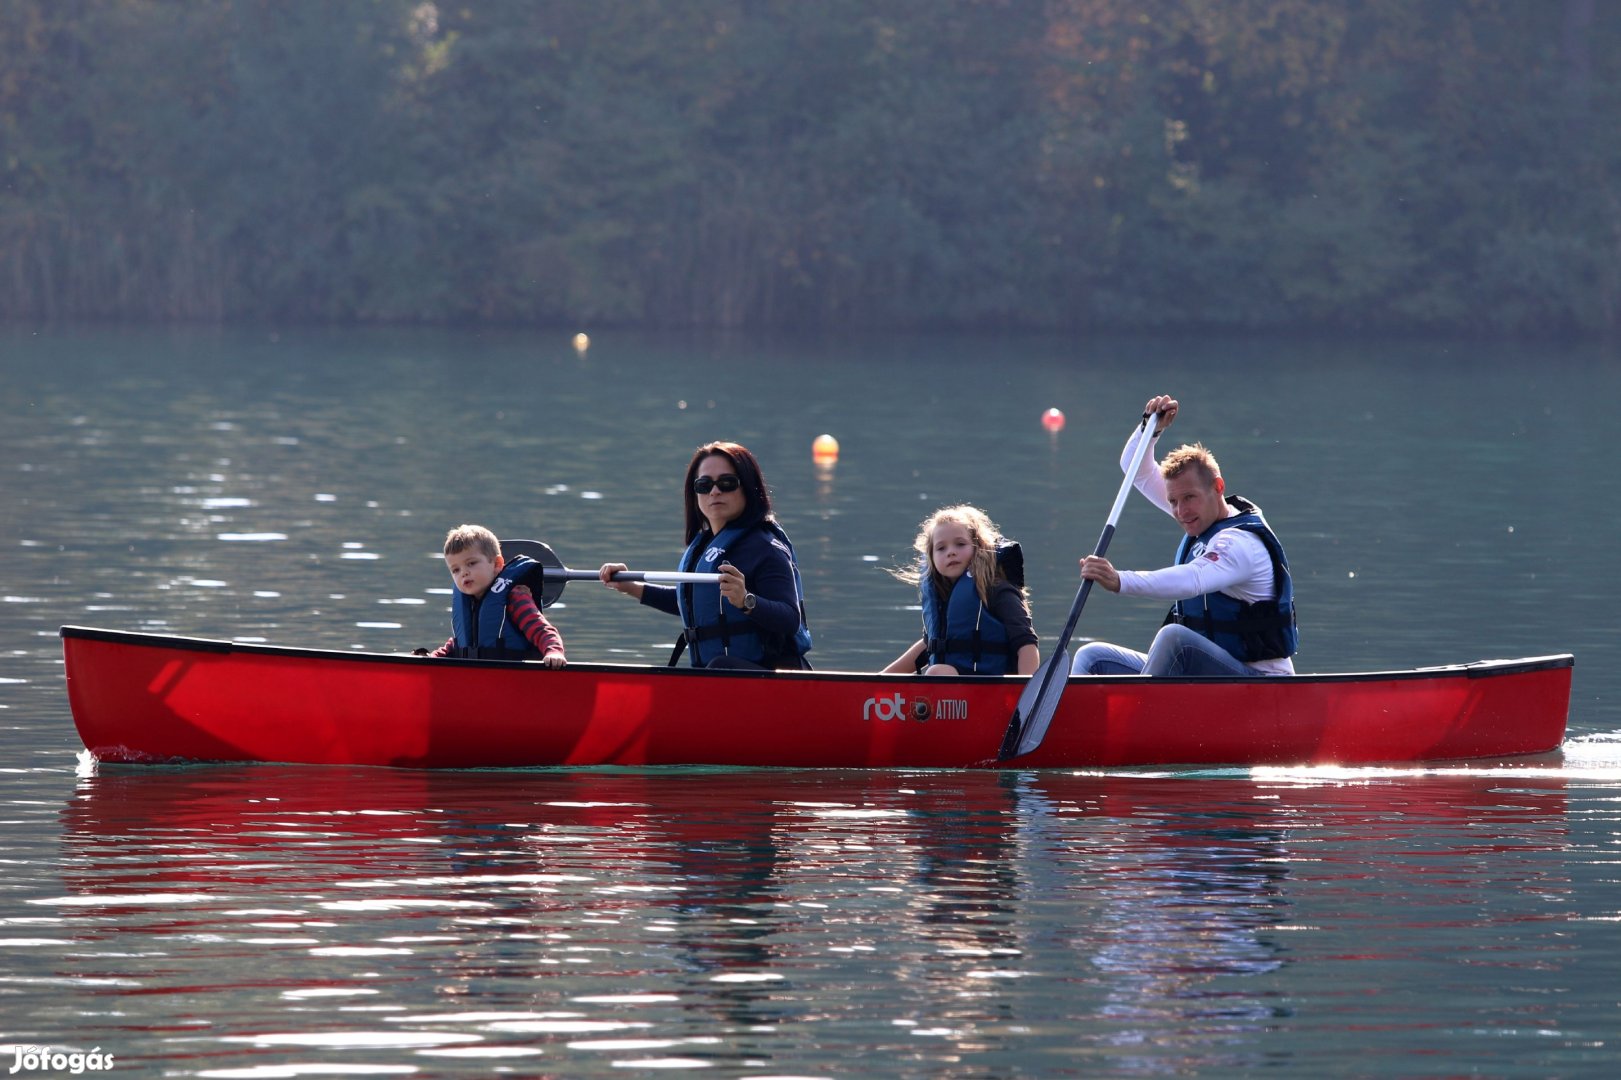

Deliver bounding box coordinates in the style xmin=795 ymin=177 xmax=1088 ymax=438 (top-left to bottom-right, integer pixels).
xmin=683 ymin=441 xmax=773 ymax=543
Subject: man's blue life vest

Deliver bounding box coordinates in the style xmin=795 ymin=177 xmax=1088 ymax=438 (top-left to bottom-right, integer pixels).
xmin=918 ymin=541 xmax=1024 ymax=675
xmin=675 ymin=521 xmax=813 ymax=668
xmin=1168 ymin=497 xmax=1298 ymax=663
xmin=448 ymin=554 xmax=541 ymax=660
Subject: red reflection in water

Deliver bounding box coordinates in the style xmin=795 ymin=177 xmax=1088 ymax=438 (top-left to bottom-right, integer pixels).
xmin=49 ymin=766 xmax=1568 ymax=1068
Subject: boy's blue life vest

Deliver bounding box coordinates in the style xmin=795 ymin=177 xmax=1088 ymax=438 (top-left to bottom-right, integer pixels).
xmin=675 ymin=521 xmax=813 ymax=668
xmin=918 ymin=541 xmax=1024 ymax=675
xmin=1168 ymin=497 xmax=1298 ymax=663
xmin=448 ymin=554 xmax=541 ymax=660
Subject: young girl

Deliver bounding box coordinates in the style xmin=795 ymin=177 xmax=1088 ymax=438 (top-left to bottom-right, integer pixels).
xmin=883 ymin=505 xmax=1039 ymax=676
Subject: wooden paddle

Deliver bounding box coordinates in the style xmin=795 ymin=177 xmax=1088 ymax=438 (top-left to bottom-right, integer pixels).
xmin=997 ymin=409 xmax=1162 ymax=761
xmin=500 ymin=539 xmax=720 ymax=610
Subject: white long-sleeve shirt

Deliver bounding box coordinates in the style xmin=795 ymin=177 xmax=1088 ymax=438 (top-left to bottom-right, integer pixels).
xmin=1113 ymin=425 xmax=1294 ymax=675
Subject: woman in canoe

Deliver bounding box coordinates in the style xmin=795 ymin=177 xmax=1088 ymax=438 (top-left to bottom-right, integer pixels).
xmin=599 ymin=441 xmax=813 ymax=669
xmin=883 ymin=504 xmax=1039 ymax=676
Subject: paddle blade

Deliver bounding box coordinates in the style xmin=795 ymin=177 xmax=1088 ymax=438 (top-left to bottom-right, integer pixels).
xmin=500 ymin=539 xmax=566 ymax=609
xmin=997 ymin=647 xmax=1073 ymax=761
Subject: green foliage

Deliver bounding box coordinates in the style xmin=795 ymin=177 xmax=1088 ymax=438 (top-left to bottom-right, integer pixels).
xmin=1 ymin=0 xmax=1617 ymax=334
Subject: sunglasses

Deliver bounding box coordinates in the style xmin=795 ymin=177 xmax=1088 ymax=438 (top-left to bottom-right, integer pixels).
xmin=692 ymin=474 xmax=742 ymax=495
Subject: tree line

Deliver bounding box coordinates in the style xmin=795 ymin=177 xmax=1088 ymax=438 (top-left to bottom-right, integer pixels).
xmin=1 ymin=0 xmax=1616 ymax=335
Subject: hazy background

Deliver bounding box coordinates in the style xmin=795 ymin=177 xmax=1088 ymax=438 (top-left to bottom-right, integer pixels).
xmin=2 ymin=0 xmax=1617 ymax=335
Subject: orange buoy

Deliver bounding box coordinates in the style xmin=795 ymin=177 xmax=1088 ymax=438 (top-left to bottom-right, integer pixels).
xmin=811 ymin=433 xmax=840 ymax=463
xmin=1041 ymin=407 xmax=1066 ymax=432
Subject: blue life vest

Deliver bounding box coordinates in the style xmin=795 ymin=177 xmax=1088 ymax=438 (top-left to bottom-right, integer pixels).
xmin=448 ymin=555 xmax=541 ymax=660
xmin=918 ymin=541 xmax=1024 ymax=675
xmin=1169 ymin=497 xmax=1298 ymax=663
xmin=675 ymin=521 xmax=813 ymax=668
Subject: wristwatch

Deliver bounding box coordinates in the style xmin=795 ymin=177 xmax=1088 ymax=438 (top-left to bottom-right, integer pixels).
xmin=742 ymin=592 xmax=757 ymax=613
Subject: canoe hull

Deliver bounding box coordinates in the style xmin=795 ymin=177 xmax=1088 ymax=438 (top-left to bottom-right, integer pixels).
xmin=61 ymin=626 xmax=1573 ymax=769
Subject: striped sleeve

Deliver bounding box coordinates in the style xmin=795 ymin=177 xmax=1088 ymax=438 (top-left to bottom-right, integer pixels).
xmin=508 ymin=586 xmax=565 ymax=658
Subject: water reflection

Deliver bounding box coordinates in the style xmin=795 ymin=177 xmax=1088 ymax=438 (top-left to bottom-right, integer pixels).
xmin=4 ymin=325 xmax=1615 ymax=1076
xmin=33 ymin=767 xmax=1569 ymax=1074
xmin=5 ymin=325 xmax=1614 ymax=686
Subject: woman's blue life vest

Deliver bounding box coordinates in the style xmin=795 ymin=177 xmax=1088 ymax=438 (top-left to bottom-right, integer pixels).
xmin=1168 ymin=496 xmax=1298 ymax=663
xmin=448 ymin=554 xmax=542 ymax=660
xmin=674 ymin=521 xmax=814 ymax=668
xmin=917 ymin=541 xmax=1024 ymax=675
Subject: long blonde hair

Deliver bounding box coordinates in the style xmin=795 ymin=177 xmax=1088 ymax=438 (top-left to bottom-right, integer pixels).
xmin=891 ymin=504 xmax=1019 ymax=608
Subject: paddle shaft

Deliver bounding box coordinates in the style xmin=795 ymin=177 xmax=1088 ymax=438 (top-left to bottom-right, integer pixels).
xmin=998 ymin=410 xmax=1161 ymax=760
xmin=543 ymin=568 xmax=721 ymax=585
xmin=1046 ymin=443 xmax=1145 ymax=644
xmin=497 ymin=540 xmax=724 ymax=609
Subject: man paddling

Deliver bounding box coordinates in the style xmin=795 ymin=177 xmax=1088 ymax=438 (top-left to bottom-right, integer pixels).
xmin=1069 ymin=394 xmax=1297 ymax=677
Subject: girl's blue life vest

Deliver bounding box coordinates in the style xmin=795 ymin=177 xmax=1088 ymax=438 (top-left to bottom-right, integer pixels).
xmin=675 ymin=520 xmax=813 ymax=668
xmin=918 ymin=540 xmax=1024 ymax=675
xmin=448 ymin=554 xmax=542 ymax=660
xmin=1167 ymin=497 xmax=1298 ymax=663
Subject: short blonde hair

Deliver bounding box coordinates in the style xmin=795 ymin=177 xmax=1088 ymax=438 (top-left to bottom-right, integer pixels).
xmin=443 ymin=524 xmax=500 ymax=561
xmin=1160 ymin=443 xmax=1221 ymax=489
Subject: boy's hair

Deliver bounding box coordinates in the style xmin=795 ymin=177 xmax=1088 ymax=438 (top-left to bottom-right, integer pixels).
xmin=891 ymin=504 xmax=1026 ymax=610
xmin=1160 ymin=443 xmax=1222 ymax=489
xmin=443 ymin=524 xmax=501 ymax=561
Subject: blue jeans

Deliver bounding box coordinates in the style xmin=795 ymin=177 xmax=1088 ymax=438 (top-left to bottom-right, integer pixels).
xmin=1070 ymin=624 xmax=1261 ymax=677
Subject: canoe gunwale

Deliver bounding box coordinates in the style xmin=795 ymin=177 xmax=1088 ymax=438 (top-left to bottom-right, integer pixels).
xmin=60 ymin=625 xmax=1574 ymax=769
xmin=58 ymin=624 xmax=1575 ymax=685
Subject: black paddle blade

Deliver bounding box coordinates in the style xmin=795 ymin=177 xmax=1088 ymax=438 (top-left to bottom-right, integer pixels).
xmin=499 ymin=539 xmax=566 ymax=609
xmin=996 ymin=409 xmax=1157 ymax=760
xmin=997 ymin=646 xmax=1073 ymax=761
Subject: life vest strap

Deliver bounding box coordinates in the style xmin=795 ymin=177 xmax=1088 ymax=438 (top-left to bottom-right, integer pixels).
xmin=1170 ymin=611 xmax=1295 ymax=635
xmin=683 ymin=620 xmax=755 ymax=644
xmin=926 ymin=636 xmax=1012 ymax=657
xmin=446 ymin=645 xmax=536 ymax=661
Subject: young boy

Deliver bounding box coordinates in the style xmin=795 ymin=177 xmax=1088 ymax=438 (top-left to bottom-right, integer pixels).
xmin=428 ymin=524 xmax=566 ymax=667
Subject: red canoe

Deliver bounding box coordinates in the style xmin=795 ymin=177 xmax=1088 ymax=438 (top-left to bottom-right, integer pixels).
xmin=60 ymin=625 xmax=1573 ymax=769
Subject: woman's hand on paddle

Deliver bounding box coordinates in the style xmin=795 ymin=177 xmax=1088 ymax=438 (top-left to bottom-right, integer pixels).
xmin=1079 ymin=555 xmax=1122 ymax=593
xmin=717 ymin=562 xmax=749 ymax=609
xmin=597 ymin=562 xmax=644 ymax=599
xmin=1146 ymin=394 xmax=1178 ymax=436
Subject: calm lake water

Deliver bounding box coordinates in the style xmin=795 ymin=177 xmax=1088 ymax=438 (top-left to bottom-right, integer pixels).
xmin=3 ymin=325 xmax=1620 ymax=1076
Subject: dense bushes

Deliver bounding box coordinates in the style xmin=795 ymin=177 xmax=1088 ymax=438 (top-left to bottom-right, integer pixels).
xmin=1 ymin=0 xmax=1615 ymax=334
